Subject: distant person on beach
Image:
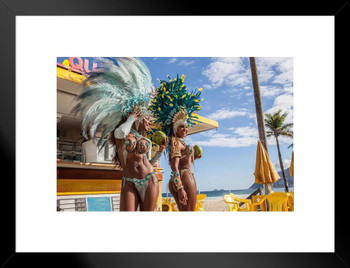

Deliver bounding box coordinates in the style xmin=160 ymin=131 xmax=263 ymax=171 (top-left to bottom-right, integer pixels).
xmin=72 ymin=57 xmax=165 ymax=211
xmin=149 ymin=74 xmax=203 ymax=211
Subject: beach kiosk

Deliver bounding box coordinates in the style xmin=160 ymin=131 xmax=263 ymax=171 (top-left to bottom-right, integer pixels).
xmin=56 ymin=57 xmax=218 ymax=212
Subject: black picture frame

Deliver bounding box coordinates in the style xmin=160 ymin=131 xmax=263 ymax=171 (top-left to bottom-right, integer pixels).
xmin=0 ymin=0 xmax=345 ymax=267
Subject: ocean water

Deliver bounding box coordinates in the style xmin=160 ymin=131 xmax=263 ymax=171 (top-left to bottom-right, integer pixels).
xmin=162 ymin=187 xmax=294 ymax=199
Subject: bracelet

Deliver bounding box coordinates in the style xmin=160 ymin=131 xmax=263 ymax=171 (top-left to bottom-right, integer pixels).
xmin=171 ymin=171 xmax=180 ymax=177
xmin=173 ymin=177 xmax=184 ymax=191
xmin=171 ymin=171 xmax=183 ymax=191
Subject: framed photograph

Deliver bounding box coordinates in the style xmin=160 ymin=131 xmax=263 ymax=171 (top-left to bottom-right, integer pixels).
xmin=1 ymin=0 xmax=343 ymax=267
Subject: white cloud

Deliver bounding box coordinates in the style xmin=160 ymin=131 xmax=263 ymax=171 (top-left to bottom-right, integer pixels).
xmin=193 ymin=123 xmax=292 ymax=149
xmin=284 ymin=86 xmax=293 ymax=94
xmin=202 ymin=57 xmax=250 ymax=88
xmin=206 ymin=108 xmax=248 ymax=120
xmin=192 ymin=126 xmax=259 ymax=148
xmin=266 ymin=135 xmax=293 ymax=147
xmin=274 ymin=159 xmax=292 ymax=171
xmin=167 ymin=58 xmax=195 ymax=66
xmin=260 ymin=85 xmax=284 ymax=97
xmin=277 ymin=58 xmax=293 ymax=73
xmin=178 ymin=60 xmax=195 ymax=66
xmin=202 ymin=84 xmax=213 ymax=90
xmin=265 ymin=93 xmax=293 ymax=124
xmin=232 ymin=126 xmax=258 ymax=137
xmin=274 ymin=94 xmax=293 ymax=109
xmin=167 ymin=58 xmax=178 ymax=64
xmin=195 ymin=137 xmax=257 ymax=148
xmin=202 ymin=57 xmax=293 ymax=100
xmin=273 ymin=69 xmax=293 ymax=85
xmin=197 ymin=129 xmax=219 ymax=137
xmin=256 ymin=57 xmax=293 ymax=85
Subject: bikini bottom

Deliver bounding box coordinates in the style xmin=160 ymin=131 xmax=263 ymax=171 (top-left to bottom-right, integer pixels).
xmin=122 ymin=171 xmax=157 ymax=202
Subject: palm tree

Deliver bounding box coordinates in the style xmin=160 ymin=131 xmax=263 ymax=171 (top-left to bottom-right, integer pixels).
xmin=265 ymin=110 xmax=293 ymax=192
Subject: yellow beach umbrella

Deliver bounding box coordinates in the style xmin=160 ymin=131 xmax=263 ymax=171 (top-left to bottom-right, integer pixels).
xmin=289 ymin=151 xmax=294 ymax=177
xmin=254 ymin=140 xmax=280 ymax=185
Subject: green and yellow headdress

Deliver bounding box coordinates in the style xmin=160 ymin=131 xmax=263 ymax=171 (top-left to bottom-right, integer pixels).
xmin=149 ymin=74 xmax=203 ymax=136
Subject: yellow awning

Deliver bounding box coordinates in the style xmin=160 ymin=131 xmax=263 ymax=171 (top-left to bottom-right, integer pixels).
xmin=57 ymin=66 xmax=85 ymax=84
xmin=188 ymin=115 xmax=219 ymax=135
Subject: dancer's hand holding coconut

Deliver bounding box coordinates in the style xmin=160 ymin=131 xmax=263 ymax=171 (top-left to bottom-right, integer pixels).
xmin=152 ymin=130 xmax=168 ymax=153
xmin=194 ymin=145 xmax=203 ymax=159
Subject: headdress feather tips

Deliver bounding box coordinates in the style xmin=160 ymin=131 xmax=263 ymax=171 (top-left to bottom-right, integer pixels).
xmin=149 ymin=74 xmax=203 ymax=136
xmin=71 ymin=57 xmax=153 ymax=147
xmin=172 ymin=109 xmax=187 ymax=124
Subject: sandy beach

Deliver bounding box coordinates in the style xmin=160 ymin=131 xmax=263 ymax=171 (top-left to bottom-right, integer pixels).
xmin=163 ymin=195 xmax=251 ymax=212
xmin=202 ymin=195 xmax=248 ymax=212
xmin=203 ymin=198 xmax=229 ymax=211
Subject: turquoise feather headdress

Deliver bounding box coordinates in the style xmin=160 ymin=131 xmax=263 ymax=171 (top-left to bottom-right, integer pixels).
xmin=149 ymin=74 xmax=203 ymax=136
xmin=71 ymin=57 xmax=153 ymax=148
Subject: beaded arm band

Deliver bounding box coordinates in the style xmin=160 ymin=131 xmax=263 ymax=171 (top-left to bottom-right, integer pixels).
xmin=150 ymin=151 xmax=162 ymax=166
xmin=171 ymin=171 xmax=183 ymax=191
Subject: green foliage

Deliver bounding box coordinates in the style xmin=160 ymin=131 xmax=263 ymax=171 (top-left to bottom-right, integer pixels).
xmin=265 ymin=110 xmax=293 ymax=138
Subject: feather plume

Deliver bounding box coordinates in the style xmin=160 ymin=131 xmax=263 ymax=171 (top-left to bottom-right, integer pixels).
xmin=149 ymin=74 xmax=202 ymax=137
xmin=71 ymin=57 xmax=153 ymax=148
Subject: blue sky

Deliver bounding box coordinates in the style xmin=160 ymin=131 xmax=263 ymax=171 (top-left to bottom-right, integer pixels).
xmin=140 ymin=57 xmax=293 ymax=192
xmin=58 ymin=57 xmax=294 ymax=192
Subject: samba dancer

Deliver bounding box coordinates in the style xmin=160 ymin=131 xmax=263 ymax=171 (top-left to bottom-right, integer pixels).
xmin=72 ymin=57 xmax=167 ymax=211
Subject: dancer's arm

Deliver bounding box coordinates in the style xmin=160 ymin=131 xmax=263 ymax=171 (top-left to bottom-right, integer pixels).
xmin=114 ymin=106 xmax=141 ymax=139
xmin=114 ymin=116 xmax=135 ymax=139
xmin=150 ymin=136 xmax=168 ymax=166
xmin=150 ymin=151 xmax=162 ymax=166
xmin=170 ymin=156 xmax=188 ymax=205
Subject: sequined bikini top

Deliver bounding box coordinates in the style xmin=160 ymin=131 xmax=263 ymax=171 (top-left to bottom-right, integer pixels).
xmin=170 ymin=137 xmax=194 ymax=159
xmin=180 ymin=139 xmax=193 ymax=159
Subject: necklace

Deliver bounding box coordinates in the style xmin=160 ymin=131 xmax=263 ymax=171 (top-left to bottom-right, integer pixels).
xmin=177 ymin=137 xmax=194 ymax=156
xmin=130 ymin=128 xmax=142 ymax=139
xmin=177 ymin=137 xmax=186 ymax=146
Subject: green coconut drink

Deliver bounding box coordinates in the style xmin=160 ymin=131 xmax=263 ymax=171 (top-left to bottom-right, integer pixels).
xmin=152 ymin=130 xmax=167 ymax=145
xmin=194 ymin=145 xmax=203 ymax=158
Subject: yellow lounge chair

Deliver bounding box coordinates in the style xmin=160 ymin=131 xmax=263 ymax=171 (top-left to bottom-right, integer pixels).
xmin=250 ymin=192 xmax=289 ymax=211
xmin=229 ymin=193 xmax=254 ymax=210
xmin=252 ymin=194 xmax=267 ymax=211
xmin=162 ymin=203 xmax=172 ymax=211
xmin=286 ymin=192 xmax=294 ymax=211
xmin=223 ymin=194 xmax=252 ymax=211
xmin=162 ymin=197 xmax=173 ymax=211
xmin=163 ymin=194 xmax=207 ymax=212
xmin=223 ymin=195 xmax=239 ymax=211
xmin=171 ymin=202 xmax=179 ymax=211
xmin=195 ymin=194 xmax=207 ymax=211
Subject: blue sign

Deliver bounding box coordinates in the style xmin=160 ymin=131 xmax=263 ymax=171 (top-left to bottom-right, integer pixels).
xmin=87 ymin=196 xmax=112 ymax=211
